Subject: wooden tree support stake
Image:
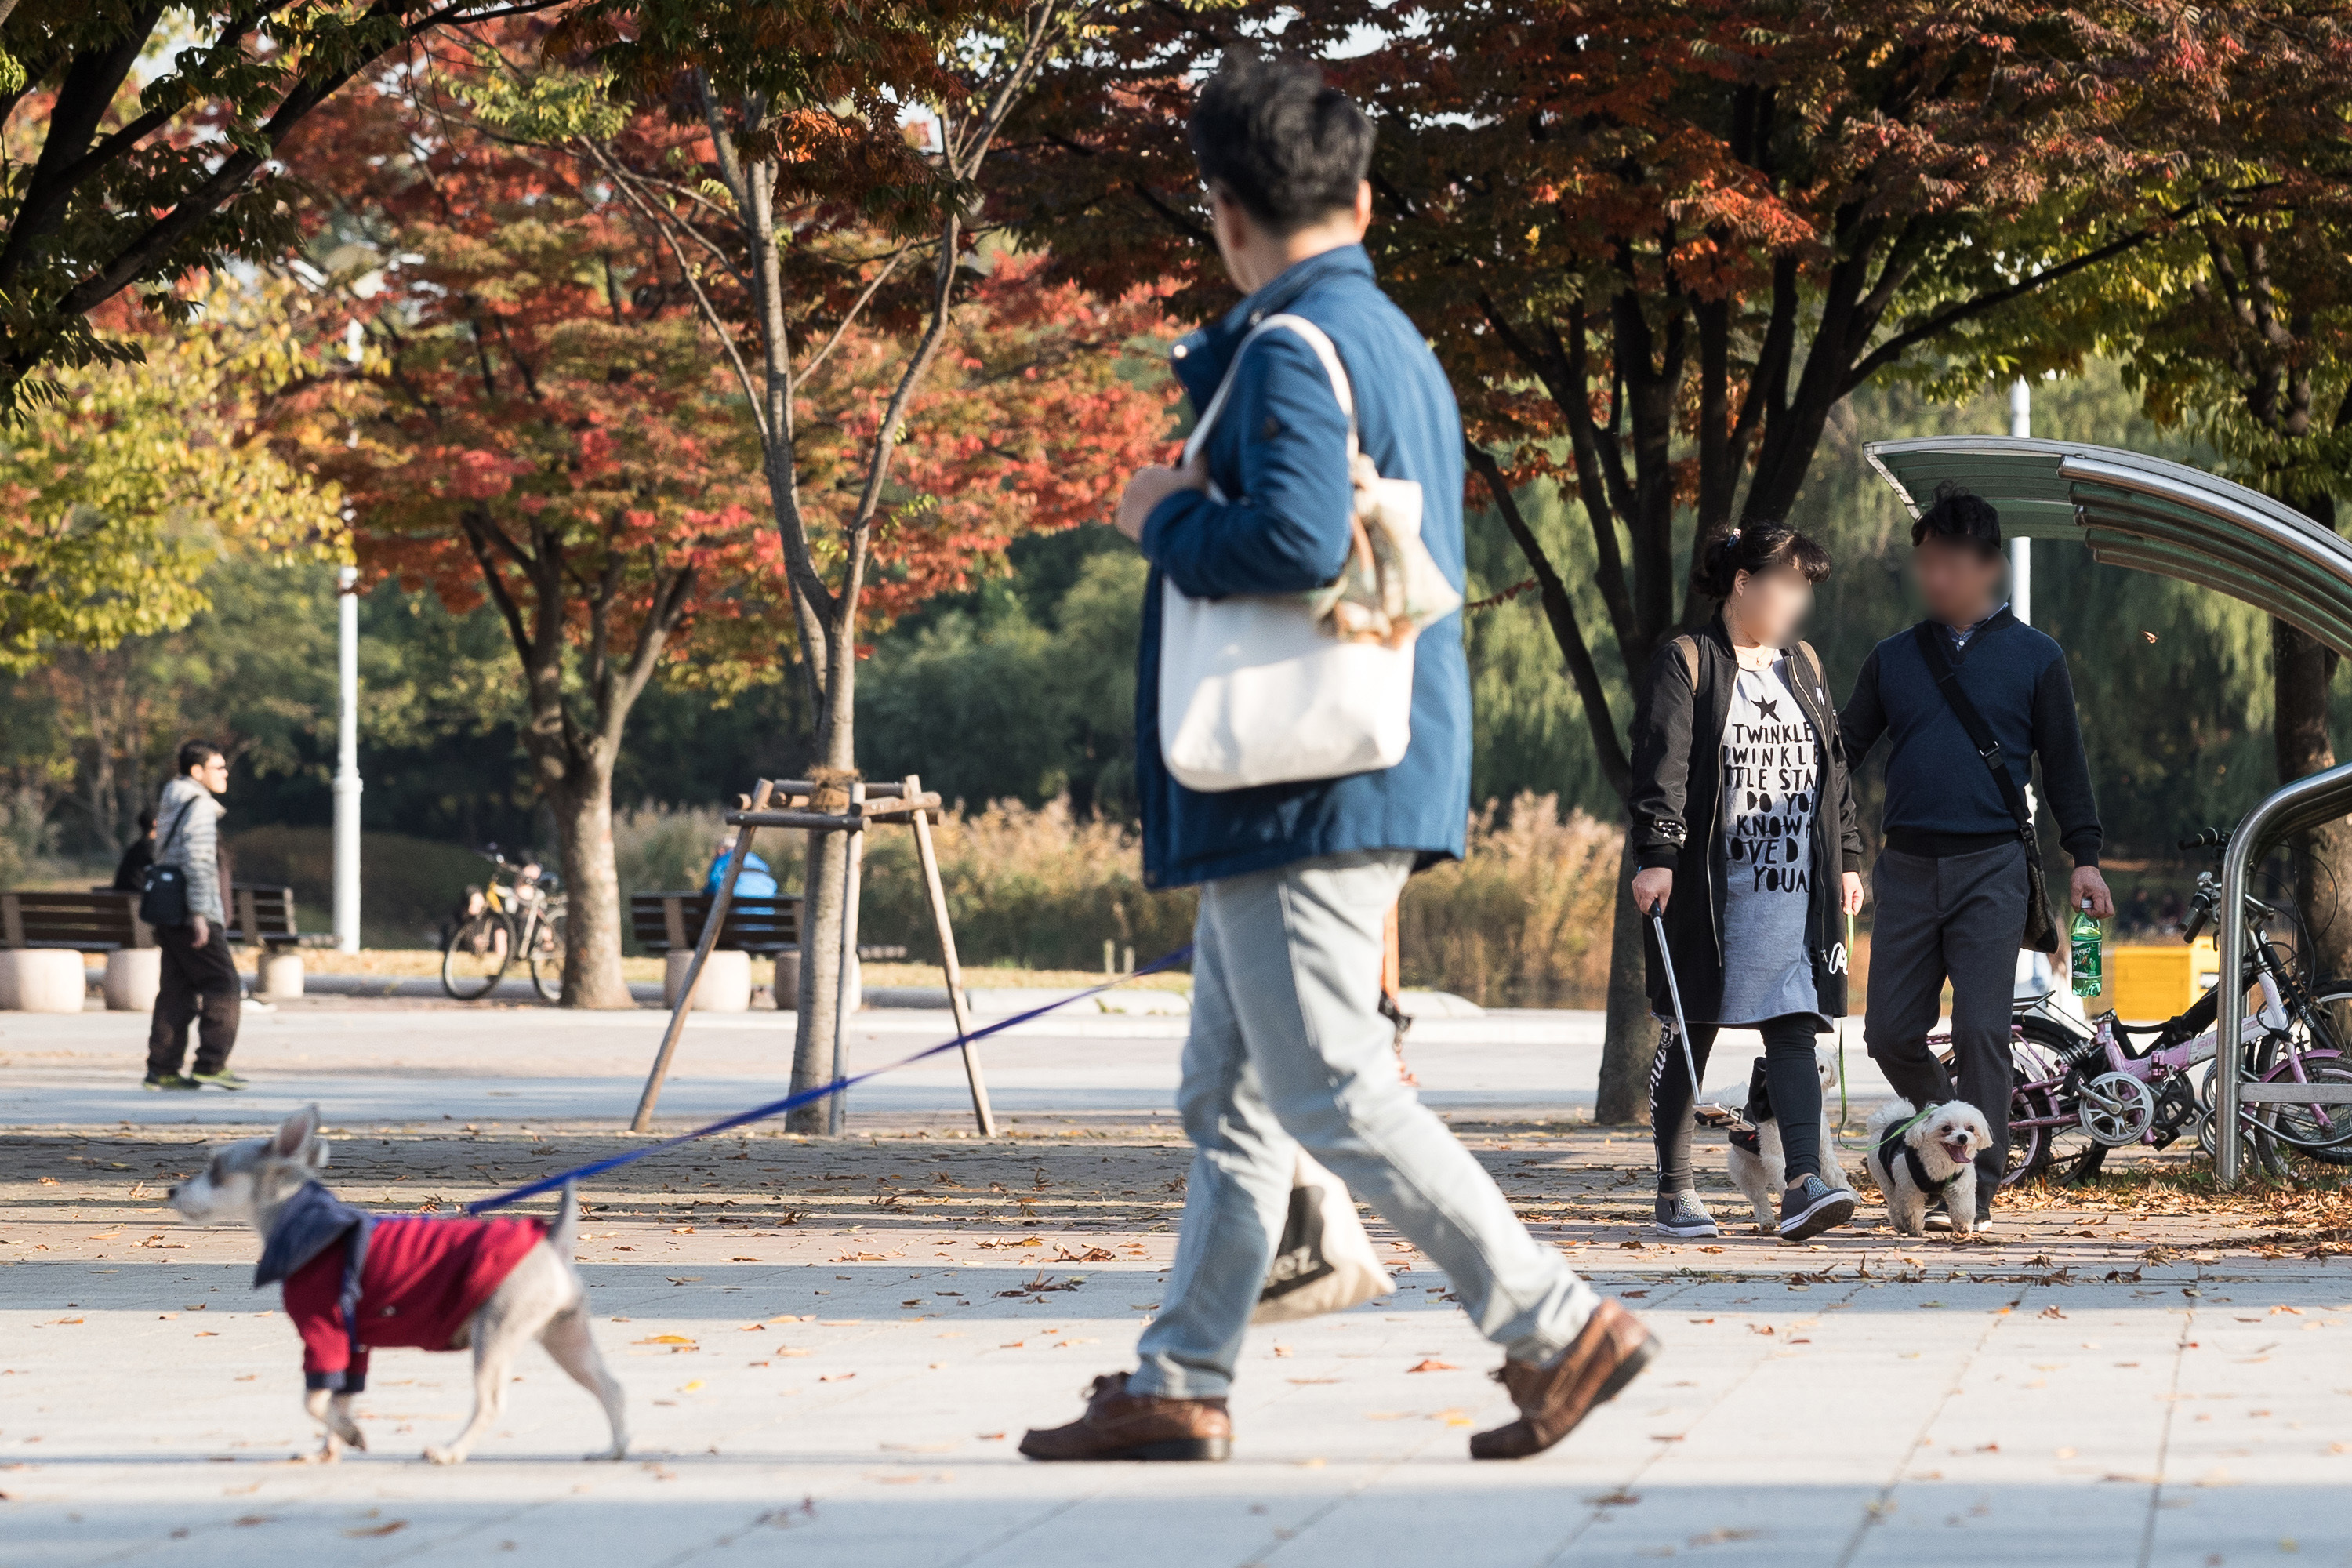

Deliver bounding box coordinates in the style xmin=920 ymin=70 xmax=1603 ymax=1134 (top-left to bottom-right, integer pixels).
xmin=630 ymin=778 xmax=774 ymax=1133
xmin=627 ymin=772 xmax=996 ymax=1138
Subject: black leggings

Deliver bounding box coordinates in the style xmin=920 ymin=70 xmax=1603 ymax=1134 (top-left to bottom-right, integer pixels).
xmin=1652 ymin=1013 xmax=1824 ymax=1194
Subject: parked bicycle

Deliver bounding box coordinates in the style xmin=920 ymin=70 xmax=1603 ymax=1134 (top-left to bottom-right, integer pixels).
xmin=441 ymin=845 xmax=568 ymax=1002
xmin=1935 ymin=823 xmax=2352 ymax=1185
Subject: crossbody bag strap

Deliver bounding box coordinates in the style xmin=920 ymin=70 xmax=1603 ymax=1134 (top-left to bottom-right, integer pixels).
xmin=1179 ymin=314 xmax=1361 ymax=471
xmin=1909 ymin=621 xmax=2035 ymax=837
xmin=153 ymin=794 xmax=199 ymax=866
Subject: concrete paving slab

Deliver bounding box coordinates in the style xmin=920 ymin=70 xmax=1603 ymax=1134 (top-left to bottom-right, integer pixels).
xmin=6 ymin=997 xmax=2352 ymax=1564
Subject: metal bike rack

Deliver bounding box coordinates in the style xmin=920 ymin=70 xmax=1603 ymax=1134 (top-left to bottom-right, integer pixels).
xmin=1864 ymin=436 xmax=2352 ymax=1185
xmin=2215 ymin=761 xmax=2352 ymax=1182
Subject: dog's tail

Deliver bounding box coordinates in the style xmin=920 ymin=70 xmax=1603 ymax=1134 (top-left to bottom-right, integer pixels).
xmin=550 ymin=1178 xmax=581 ymax=1257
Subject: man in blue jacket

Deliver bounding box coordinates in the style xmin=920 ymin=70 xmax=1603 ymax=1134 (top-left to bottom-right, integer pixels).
xmin=1020 ymin=54 xmax=1650 ymax=1467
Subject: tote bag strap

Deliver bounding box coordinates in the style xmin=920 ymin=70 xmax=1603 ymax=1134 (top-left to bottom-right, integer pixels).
xmin=1180 ymin=314 xmax=1361 ymax=472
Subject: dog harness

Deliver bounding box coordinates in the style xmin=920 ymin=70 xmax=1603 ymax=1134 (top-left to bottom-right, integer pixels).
xmin=1875 ymin=1107 xmax=1961 ymax=1197
xmin=258 ymin=1183 xmax=544 ymax=1393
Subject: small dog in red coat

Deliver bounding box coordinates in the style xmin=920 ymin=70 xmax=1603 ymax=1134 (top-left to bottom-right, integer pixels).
xmin=170 ymin=1105 xmax=627 ymax=1465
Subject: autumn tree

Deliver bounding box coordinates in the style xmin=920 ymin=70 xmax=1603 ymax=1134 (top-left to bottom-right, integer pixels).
xmin=0 ymin=284 xmax=343 ymax=673
xmin=0 ymin=0 xmax=597 ymax=408
xmin=1005 ymin=1 xmax=2247 ymax=1118
xmin=557 ymin=0 xmax=1163 ymax=1118
xmin=2002 ymin=6 xmax=2352 ymax=969
xmin=269 ymin=43 xmax=782 ymax=1007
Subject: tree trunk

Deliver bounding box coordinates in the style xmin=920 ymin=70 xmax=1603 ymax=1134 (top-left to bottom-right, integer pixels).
xmin=2274 ymin=616 xmax=2352 ymax=977
xmin=789 ymin=822 xmax=848 ymax=1131
xmin=1594 ymin=830 xmax=1657 ymax=1124
xmin=548 ymin=756 xmax=633 ymax=1009
xmin=786 ymin=609 xmax=862 ymax=1132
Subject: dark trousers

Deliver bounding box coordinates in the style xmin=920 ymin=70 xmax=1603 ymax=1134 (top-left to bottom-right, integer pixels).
xmin=147 ymin=923 xmax=241 ymax=1078
xmin=1864 ymin=842 xmax=2026 ymax=1203
xmin=1652 ymin=1013 xmax=1824 ymax=1193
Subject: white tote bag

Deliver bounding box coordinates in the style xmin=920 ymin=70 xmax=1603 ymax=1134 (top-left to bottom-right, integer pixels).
xmin=1252 ymin=1152 xmax=1394 ymax=1323
xmin=1158 ymin=314 xmax=1460 ymax=793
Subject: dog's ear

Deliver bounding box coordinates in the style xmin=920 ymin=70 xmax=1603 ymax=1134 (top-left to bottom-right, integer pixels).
xmin=272 ymin=1105 xmax=321 ymax=1161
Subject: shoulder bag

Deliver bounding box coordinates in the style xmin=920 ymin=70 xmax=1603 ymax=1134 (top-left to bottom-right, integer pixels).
xmin=137 ymin=795 xmax=199 ymax=929
xmin=1909 ymin=622 xmax=2060 ymax=953
xmin=1157 ymin=314 xmax=1461 ymax=793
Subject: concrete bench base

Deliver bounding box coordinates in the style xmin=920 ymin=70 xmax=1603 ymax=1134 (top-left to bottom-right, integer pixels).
xmin=102 ymin=948 xmax=162 ymax=1011
xmin=663 ymin=949 xmax=752 ymax=1012
xmin=258 ymin=952 xmax=305 ymax=1000
xmin=0 ymin=949 xmax=89 ymax=1012
xmin=770 ymin=949 xmax=858 ymax=1014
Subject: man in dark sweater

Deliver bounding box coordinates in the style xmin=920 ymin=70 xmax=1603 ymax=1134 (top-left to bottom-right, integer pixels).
xmin=1841 ymin=483 xmax=2113 ymax=1221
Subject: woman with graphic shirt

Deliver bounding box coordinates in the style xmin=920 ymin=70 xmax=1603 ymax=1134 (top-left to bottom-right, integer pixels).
xmin=1626 ymin=527 xmax=1866 ymax=1242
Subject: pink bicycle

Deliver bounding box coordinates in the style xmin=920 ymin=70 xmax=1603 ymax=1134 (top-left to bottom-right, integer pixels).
xmin=1933 ymin=829 xmax=2352 ymax=1185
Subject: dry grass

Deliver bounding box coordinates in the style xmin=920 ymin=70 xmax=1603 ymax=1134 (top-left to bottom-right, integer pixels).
xmin=1397 ymin=794 xmax=1620 ymax=1007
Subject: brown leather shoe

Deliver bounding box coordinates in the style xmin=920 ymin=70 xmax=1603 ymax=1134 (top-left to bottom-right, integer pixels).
xmin=1018 ymin=1372 xmax=1232 ymax=1461
xmin=1469 ymin=1298 xmax=1657 ymax=1461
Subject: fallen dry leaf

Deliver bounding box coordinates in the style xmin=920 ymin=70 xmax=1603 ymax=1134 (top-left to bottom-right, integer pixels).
xmin=344 ymin=1521 xmax=408 ymax=1538
xmin=1406 ymin=1359 xmax=1458 ymax=1374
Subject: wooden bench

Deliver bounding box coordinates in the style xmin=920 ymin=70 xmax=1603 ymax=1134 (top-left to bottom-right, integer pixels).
xmin=0 ymin=890 xmax=147 ymax=950
xmin=632 ymin=891 xmax=803 ymax=956
xmin=230 ymin=884 xmax=338 ymax=950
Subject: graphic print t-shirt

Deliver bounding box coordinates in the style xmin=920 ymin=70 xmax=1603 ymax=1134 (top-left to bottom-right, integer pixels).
xmin=1713 ymin=658 xmax=1823 ymax=1027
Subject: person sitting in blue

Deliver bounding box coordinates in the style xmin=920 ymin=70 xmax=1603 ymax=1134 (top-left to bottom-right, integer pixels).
xmin=702 ymin=835 xmax=777 ymax=898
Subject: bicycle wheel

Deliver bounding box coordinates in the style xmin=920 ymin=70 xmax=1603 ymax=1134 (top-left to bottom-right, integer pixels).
xmin=2285 ymin=981 xmax=2352 ymax=1163
xmin=528 ymin=904 xmax=567 ymax=1002
xmin=442 ymin=911 xmax=515 ymax=1000
xmin=1943 ymin=1019 xmax=2086 ymax=1186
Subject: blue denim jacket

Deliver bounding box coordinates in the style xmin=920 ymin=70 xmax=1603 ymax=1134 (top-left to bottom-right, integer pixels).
xmin=1135 ymin=245 xmax=1469 ymax=889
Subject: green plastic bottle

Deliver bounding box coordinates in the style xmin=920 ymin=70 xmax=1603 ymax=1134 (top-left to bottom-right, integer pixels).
xmin=2070 ymin=898 xmax=2103 ymax=998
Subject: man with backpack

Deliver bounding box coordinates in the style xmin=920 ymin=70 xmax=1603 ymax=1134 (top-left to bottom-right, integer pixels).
xmin=1841 ymin=484 xmax=2113 ymax=1225
xmin=143 ymin=739 xmax=246 ymax=1092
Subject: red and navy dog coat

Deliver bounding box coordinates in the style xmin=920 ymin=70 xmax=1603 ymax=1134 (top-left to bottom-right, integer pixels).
xmin=256 ymin=1182 xmax=545 ymax=1392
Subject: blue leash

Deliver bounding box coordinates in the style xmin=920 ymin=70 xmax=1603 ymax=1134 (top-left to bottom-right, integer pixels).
xmin=466 ymin=946 xmax=1195 ymax=1214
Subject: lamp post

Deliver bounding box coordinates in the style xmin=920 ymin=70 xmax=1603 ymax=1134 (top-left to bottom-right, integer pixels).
xmin=332 ymin=564 xmax=362 ymax=953
xmin=2009 ymin=376 xmax=2033 ymax=625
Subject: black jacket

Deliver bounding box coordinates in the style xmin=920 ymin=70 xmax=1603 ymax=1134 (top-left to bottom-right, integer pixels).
xmin=1626 ymin=615 xmax=1864 ymax=1023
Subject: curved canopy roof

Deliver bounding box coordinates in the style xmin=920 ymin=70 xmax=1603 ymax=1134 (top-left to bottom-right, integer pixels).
xmin=1862 ymin=437 xmax=2352 ymax=658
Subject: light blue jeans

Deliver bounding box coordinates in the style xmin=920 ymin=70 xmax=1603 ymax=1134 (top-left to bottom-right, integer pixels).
xmin=1131 ymin=850 xmax=1598 ymax=1399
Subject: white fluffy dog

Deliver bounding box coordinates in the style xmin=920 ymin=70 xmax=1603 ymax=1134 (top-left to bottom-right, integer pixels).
xmin=1726 ymin=1043 xmax=1851 ymax=1232
xmin=1864 ymin=1098 xmax=1994 ymax=1237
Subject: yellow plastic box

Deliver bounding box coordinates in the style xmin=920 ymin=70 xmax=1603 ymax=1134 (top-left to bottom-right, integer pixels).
xmin=2103 ymin=938 xmax=2220 ymax=1022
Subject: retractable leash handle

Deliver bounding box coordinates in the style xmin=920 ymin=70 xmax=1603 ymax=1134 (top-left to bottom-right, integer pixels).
xmin=1649 ymin=906 xmax=1754 ymax=1134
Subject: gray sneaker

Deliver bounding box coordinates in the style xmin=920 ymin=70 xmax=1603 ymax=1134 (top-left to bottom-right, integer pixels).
xmin=1653 ymin=1191 xmax=1720 ymax=1240
xmin=1777 ymin=1175 xmax=1856 ymax=1242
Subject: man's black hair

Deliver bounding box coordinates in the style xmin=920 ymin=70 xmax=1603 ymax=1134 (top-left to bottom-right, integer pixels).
xmin=177 ymin=739 xmax=223 ymax=776
xmin=137 ymin=807 xmax=157 ymax=833
xmin=1189 ymin=53 xmax=1374 ymax=235
xmin=1912 ymin=481 xmax=2003 ymax=557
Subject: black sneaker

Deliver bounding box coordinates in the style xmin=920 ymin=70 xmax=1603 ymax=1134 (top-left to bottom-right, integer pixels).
xmin=1923 ymin=1199 xmax=1954 ymax=1232
xmin=189 ymin=1069 xmax=249 ymax=1091
xmin=1653 ymin=1192 xmax=1720 ymax=1240
xmin=1777 ymin=1175 xmax=1855 ymax=1242
xmin=142 ymin=1073 xmax=199 ymax=1092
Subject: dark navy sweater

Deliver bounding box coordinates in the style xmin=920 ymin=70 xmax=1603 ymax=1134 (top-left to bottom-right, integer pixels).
xmin=1839 ymin=609 xmax=2103 ymax=866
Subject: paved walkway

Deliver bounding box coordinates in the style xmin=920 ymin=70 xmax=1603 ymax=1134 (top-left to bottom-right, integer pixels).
xmin=3 ymin=1000 xmax=2348 ymax=1566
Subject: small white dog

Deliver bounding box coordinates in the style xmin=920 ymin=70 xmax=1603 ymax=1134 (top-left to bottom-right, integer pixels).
xmin=1726 ymin=1044 xmax=1852 ymax=1232
xmin=1864 ymin=1098 xmax=1994 ymax=1237
xmin=170 ymin=1105 xmax=626 ymax=1465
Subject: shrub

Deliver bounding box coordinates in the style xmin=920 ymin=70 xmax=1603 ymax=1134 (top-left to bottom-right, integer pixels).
xmin=1396 ymin=794 xmax=1619 ymax=1006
